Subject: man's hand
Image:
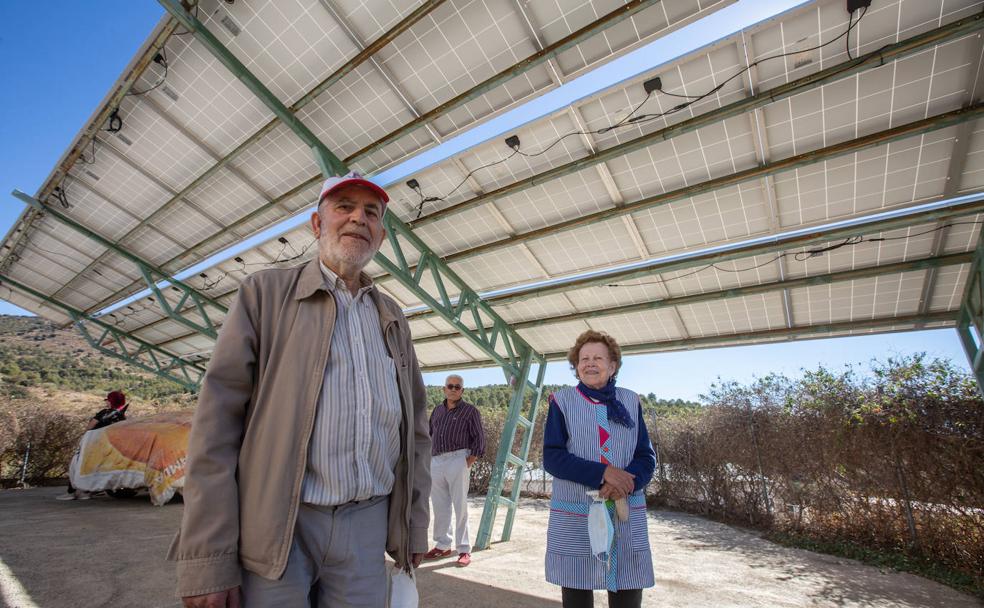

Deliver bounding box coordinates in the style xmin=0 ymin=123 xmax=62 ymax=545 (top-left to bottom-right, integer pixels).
xmin=182 ymin=587 xmax=241 ymax=608
xmin=466 ymin=455 xmax=477 ymax=467
xmin=412 ymin=552 xmax=424 ymax=568
xmin=602 ymin=465 xmax=635 ymax=496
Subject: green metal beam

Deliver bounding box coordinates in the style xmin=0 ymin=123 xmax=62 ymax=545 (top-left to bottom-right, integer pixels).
xmin=957 ymin=227 xmax=984 ymax=395
xmin=0 ymin=16 xmax=183 ymax=277
xmin=498 ymin=358 xmax=548 ymax=544
xmin=413 ymin=252 xmax=973 ymax=345
xmin=83 ymin=0 xmax=668 ymax=316
xmin=406 ymin=11 xmax=984 ymax=230
xmin=439 ymin=312 xmax=958 ymax=371
xmin=0 ymin=272 xmax=205 ymax=391
xmin=160 ymin=0 xmax=347 ymax=176
xmin=158 ymin=0 xmax=545 ymax=379
xmin=378 ymin=212 xmax=540 ymax=378
xmin=157 ymin=0 xmax=549 ymax=547
xmin=346 ymin=0 xmax=664 ymax=162
xmin=10 ymin=190 xmax=226 ymax=339
xmin=408 ymin=190 xmax=984 ymax=322
xmin=475 ymin=348 xmax=549 ymax=550
xmin=413 ymin=104 xmax=984 ymax=272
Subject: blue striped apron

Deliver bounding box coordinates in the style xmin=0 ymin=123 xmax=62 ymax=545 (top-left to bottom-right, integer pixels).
xmin=545 ymin=386 xmax=654 ymax=591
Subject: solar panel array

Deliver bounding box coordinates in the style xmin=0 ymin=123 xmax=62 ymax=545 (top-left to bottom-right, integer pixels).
xmin=2 ymin=0 xmax=982 ymax=374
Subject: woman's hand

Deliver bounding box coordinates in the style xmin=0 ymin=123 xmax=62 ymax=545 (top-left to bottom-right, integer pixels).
xmin=602 ymin=465 xmax=635 ymax=495
xmin=599 ymin=482 xmax=627 ymax=500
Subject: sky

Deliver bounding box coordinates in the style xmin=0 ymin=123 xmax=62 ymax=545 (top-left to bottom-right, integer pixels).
xmin=0 ymin=1 xmax=974 ymax=401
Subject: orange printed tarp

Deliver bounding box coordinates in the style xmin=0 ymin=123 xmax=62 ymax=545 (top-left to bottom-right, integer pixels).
xmin=70 ymin=411 xmax=191 ymax=505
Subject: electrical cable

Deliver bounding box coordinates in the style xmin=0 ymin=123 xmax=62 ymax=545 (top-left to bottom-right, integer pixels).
xmin=199 ymin=237 xmax=318 ymax=291
xmin=604 ymin=220 xmax=984 ymax=288
xmin=407 ymin=148 xmax=520 ymax=218
xmin=407 ymin=6 xmax=869 ymax=215
xmin=128 ymin=48 xmax=169 ymax=96
xmin=846 ymin=9 xmax=855 ymax=61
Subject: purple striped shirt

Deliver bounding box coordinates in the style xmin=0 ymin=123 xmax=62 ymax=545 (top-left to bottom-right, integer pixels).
xmin=429 ymin=399 xmax=485 ymax=457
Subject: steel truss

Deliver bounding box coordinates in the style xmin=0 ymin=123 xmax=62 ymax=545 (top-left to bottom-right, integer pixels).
xmin=158 ymin=0 xmax=548 ymax=547
xmin=0 ymin=273 xmax=204 ymax=390
xmin=957 ymin=228 xmax=984 ymax=394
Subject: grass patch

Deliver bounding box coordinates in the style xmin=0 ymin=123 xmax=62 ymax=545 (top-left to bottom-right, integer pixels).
xmin=768 ymin=532 xmax=983 ymax=600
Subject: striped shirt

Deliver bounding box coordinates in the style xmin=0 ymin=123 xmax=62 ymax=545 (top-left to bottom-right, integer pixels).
xmin=429 ymin=400 xmax=485 ymax=457
xmin=300 ymin=262 xmax=403 ymax=506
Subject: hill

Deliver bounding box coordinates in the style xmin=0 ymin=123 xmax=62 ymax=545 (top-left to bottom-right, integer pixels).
xmin=0 ymin=314 xmax=702 ymax=415
xmin=0 ymin=315 xmax=194 ymax=415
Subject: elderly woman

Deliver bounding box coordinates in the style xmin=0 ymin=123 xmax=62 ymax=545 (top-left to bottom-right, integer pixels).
xmin=543 ymin=330 xmax=656 ymax=608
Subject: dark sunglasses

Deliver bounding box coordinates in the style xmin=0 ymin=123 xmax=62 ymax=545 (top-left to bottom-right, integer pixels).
xmin=445 ymin=384 xmax=462 ymax=390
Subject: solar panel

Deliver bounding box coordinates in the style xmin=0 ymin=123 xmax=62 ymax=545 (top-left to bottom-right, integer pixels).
xmin=2 ymin=0 xmax=982 ymax=376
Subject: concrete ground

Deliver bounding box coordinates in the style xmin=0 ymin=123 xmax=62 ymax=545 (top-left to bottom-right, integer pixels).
xmin=0 ymin=488 xmax=978 ymax=608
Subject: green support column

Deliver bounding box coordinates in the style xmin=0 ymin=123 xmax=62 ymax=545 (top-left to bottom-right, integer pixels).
xmin=957 ymin=228 xmax=984 ymax=395
xmin=0 ymin=273 xmax=205 ymax=391
xmin=500 ymin=357 xmax=548 ymax=542
xmin=158 ymin=0 xmax=547 ymax=547
xmin=475 ymin=350 xmax=548 ymax=549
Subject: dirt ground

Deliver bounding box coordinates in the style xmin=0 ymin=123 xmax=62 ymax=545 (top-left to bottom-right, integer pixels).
xmin=0 ymin=489 xmax=978 ymax=608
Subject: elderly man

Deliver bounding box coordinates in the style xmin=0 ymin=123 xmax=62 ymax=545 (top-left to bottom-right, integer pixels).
xmin=169 ymin=172 xmax=431 ymax=607
xmin=424 ymin=374 xmax=485 ymax=567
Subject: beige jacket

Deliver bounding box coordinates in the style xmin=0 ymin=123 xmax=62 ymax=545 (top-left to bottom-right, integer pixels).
xmin=168 ymin=259 xmax=432 ymax=597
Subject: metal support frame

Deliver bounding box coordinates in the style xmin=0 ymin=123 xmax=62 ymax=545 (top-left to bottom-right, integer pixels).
xmin=394 ymin=104 xmax=984 ymax=285
xmin=413 ymin=252 xmax=973 ymax=344
xmin=475 ymin=349 xmax=548 ymax=550
xmin=81 ymin=0 xmax=663 ymax=316
xmin=438 ymin=312 xmax=957 ymax=371
xmin=0 ymin=273 xmax=205 ymax=391
xmin=10 ymin=190 xmax=226 ymax=339
xmin=406 ymin=12 xmax=984 ymax=230
xmin=158 ymin=0 xmax=547 ymax=547
xmin=957 ymin=228 xmax=984 ymax=395
xmin=408 ymin=189 xmax=984 ymax=322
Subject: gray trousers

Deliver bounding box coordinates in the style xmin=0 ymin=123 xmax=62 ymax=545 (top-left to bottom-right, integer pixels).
xmin=242 ymin=495 xmax=389 ymax=607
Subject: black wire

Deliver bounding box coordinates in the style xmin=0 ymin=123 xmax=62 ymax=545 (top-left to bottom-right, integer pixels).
xmin=78 ymin=138 xmax=98 ymax=165
xmin=48 ymin=187 xmax=70 ymax=210
xmin=406 ymin=8 xmax=870 ymax=216
xmin=507 ymin=7 xmax=870 ymax=161
xmin=200 ymin=238 xmax=319 ymax=291
xmin=605 ymin=220 xmax=984 ymax=288
xmin=846 ymin=9 xmax=855 ymax=61
xmin=407 ymin=148 xmax=520 ymax=217
xmin=614 ymin=5 xmax=870 ymax=134
xmin=128 ymin=47 xmax=168 ymax=96
xmin=30 ymin=243 xmax=82 ymax=264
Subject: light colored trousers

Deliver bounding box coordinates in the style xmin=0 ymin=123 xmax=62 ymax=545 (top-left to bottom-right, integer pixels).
xmin=431 ymin=448 xmax=472 ymax=553
xmin=242 ymin=495 xmax=389 ymax=607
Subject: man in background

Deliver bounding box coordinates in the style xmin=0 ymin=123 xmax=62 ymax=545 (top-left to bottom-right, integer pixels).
xmin=424 ymin=375 xmax=485 ymax=567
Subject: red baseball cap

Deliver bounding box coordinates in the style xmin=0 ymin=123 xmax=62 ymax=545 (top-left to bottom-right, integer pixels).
xmin=317 ymin=171 xmax=389 ymax=206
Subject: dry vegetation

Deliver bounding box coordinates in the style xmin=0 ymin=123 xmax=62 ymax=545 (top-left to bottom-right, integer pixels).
xmin=2 ymin=314 xmax=979 ymax=594
xmin=646 ymin=355 xmax=984 ymax=595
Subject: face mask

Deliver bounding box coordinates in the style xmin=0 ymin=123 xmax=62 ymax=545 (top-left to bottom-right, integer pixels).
xmin=586 ymin=491 xmax=614 ymax=565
